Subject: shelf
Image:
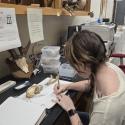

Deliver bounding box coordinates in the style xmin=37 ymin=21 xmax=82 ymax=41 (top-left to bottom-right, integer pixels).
xmin=61 ymin=8 xmax=89 ymax=16
xmin=0 ymin=3 xmax=90 ymax=16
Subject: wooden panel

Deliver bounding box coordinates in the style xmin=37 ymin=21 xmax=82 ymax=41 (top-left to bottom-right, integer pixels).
xmin=54 ymin=0 xmax=62 ymax=9
xmin=84 ymin=0 xmax=91 ymax=11
xmin=0 ymin=3 xmax=61 ymax=15
xmin=61 ymin=8 xmax=89 ymax=16
xmin=20 ymin=0 xmax=32 ymax=5
xmin=0 ymin=3 xmax=89 ymax=16
xmin=0 ymin=3 xmax=27 ymax=14
xmin=42 ymin=7 xmax=62 ymax=16
xmin=1 ymin=0 xmax=9 ymax=3
xmin=9 ymin=0 xmax=16 ymax=4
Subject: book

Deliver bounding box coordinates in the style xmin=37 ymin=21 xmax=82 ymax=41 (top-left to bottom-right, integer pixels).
xmin=0 ymin=97 xmax=46 ymax=125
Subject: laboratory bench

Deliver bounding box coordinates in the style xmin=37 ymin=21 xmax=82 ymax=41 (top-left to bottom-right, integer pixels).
xmin=0 ymin=69 xmax=90 ymax=125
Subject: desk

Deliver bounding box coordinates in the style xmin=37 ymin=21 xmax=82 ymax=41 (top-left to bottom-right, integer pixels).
xmin=0 ymin=70 xmax=85 ymax=125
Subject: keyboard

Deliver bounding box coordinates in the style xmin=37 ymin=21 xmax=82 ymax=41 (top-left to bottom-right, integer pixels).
xmin=0 ymin=81 xmax=16 ymax=94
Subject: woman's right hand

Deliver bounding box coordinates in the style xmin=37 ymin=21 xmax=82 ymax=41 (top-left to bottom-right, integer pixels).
xmin=53 ymin=84 xmax=69 ymax=95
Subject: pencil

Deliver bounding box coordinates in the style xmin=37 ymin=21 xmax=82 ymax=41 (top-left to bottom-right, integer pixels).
xmin=57 ymin=75 xmax=60 ymax=89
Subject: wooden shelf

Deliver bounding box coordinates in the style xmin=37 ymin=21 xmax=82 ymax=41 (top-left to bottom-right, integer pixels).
xmin=61 ymin=8 xmax=89 ymax=16
xmin=0 ymin=3 xmax=90 ymax=16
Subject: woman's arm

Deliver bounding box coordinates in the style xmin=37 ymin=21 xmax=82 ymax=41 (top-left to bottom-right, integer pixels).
xmin=70 ymin=114 xmax=83 ymax=125
xmin=54 ymin=79 xmax=90 ymax=95
xmin=55 ymin=94 xmax=83 ymax=125
xmin=67 ymin=79 xmax=90 ymax=92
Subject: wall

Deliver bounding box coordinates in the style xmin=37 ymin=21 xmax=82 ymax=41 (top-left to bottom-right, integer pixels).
xmin=90 ymin=0 xmax=114 ymax=20
xmin=0 ymin=0 xmax=114 ymax=78
xmin=106 ymin=0 xmax=114 ymax=20
xmin=90 ymin=0 xmax=101 ymax=18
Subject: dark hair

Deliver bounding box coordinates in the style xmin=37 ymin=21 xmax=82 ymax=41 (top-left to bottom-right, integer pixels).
xmin=64 ymin=30 xmax=107 ymax=112
xmin=64 ymin=30 xmax=107 ymax=74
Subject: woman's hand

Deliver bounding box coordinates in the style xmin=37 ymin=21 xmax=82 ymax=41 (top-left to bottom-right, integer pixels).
xmin=53 ymin=84 xmax=69 ymax=95
xmin=55 ymin=94 xmax=75 ymax=112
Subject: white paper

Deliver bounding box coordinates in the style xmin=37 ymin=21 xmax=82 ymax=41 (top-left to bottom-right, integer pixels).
xmin=0 ymin=97 xmax=45 ymax=125
xmin=19 ymin=78 xmax=72 ymax=109
xmin=27 ymin=8 xmax=44 ymax=43
xmin=0 ymin=8 xmax=21 ymax=52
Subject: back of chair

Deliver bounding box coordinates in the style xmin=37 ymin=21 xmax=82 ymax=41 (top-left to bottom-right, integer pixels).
xmin=111 ymin=53 xmax=125 ymax=73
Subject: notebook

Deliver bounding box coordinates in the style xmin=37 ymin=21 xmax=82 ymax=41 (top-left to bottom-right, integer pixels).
xmin=0 ymin=97 xmax=46 ymax=125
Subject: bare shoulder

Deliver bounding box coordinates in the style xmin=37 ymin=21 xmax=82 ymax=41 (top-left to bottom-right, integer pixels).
xmin=96 ymin=64 xmax=120 ymax=95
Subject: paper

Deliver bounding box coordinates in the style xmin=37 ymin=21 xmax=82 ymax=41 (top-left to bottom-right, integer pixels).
xmin=0 ymin=8 xmax=21 ymax=52
xmin=19 ymin=78 xmax=72 ymax=109
xmin=0 ymin=97 xmax=46 ymax=125
xmin=27 ymin=8 xmax=44 ymax=43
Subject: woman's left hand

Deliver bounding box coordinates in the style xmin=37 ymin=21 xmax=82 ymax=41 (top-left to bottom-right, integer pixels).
xmin=54 ymin=94 xmax=75 ymax=112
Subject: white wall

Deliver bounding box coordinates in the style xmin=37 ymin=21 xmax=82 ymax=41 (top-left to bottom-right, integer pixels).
xmin=106 ymin=0 xmax=114 ymax=20
xmin=90 ymin=0 xmax=101 ymax=18
xmin=90 ymin=0 xmax=114 ymax=20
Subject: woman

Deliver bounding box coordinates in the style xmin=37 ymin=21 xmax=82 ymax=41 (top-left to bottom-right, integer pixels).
xmin=54 ymin=30 xmax=125 ymax=125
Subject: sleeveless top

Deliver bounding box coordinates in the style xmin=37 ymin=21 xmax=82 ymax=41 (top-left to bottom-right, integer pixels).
xmin=89 ymin=62 xmax=125 ymax=125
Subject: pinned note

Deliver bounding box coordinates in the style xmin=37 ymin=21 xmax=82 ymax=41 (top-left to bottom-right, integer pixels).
xmin=27 ymin=8 xmax=44 ymax=43
xmin=0 ymin=8 xmax=21 ymax=52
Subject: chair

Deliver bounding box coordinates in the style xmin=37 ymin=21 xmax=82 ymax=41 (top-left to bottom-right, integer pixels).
xmin=111 ymin=53 xmax=125 ymax=73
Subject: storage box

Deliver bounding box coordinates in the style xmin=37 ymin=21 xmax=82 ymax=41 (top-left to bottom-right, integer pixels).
xmin=59 ymin=63 xmax=76 ymax=78
xmin=40 ymin=55 xmax=60 ymax=65
xmin=42 ymin=63 xmax=61 ymax=74
xmin=41 ymin=46 xmax=60 ymax=57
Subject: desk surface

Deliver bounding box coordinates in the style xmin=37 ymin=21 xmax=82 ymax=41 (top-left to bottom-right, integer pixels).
xmin=0 ymin=71 xmax=83 ymax=125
